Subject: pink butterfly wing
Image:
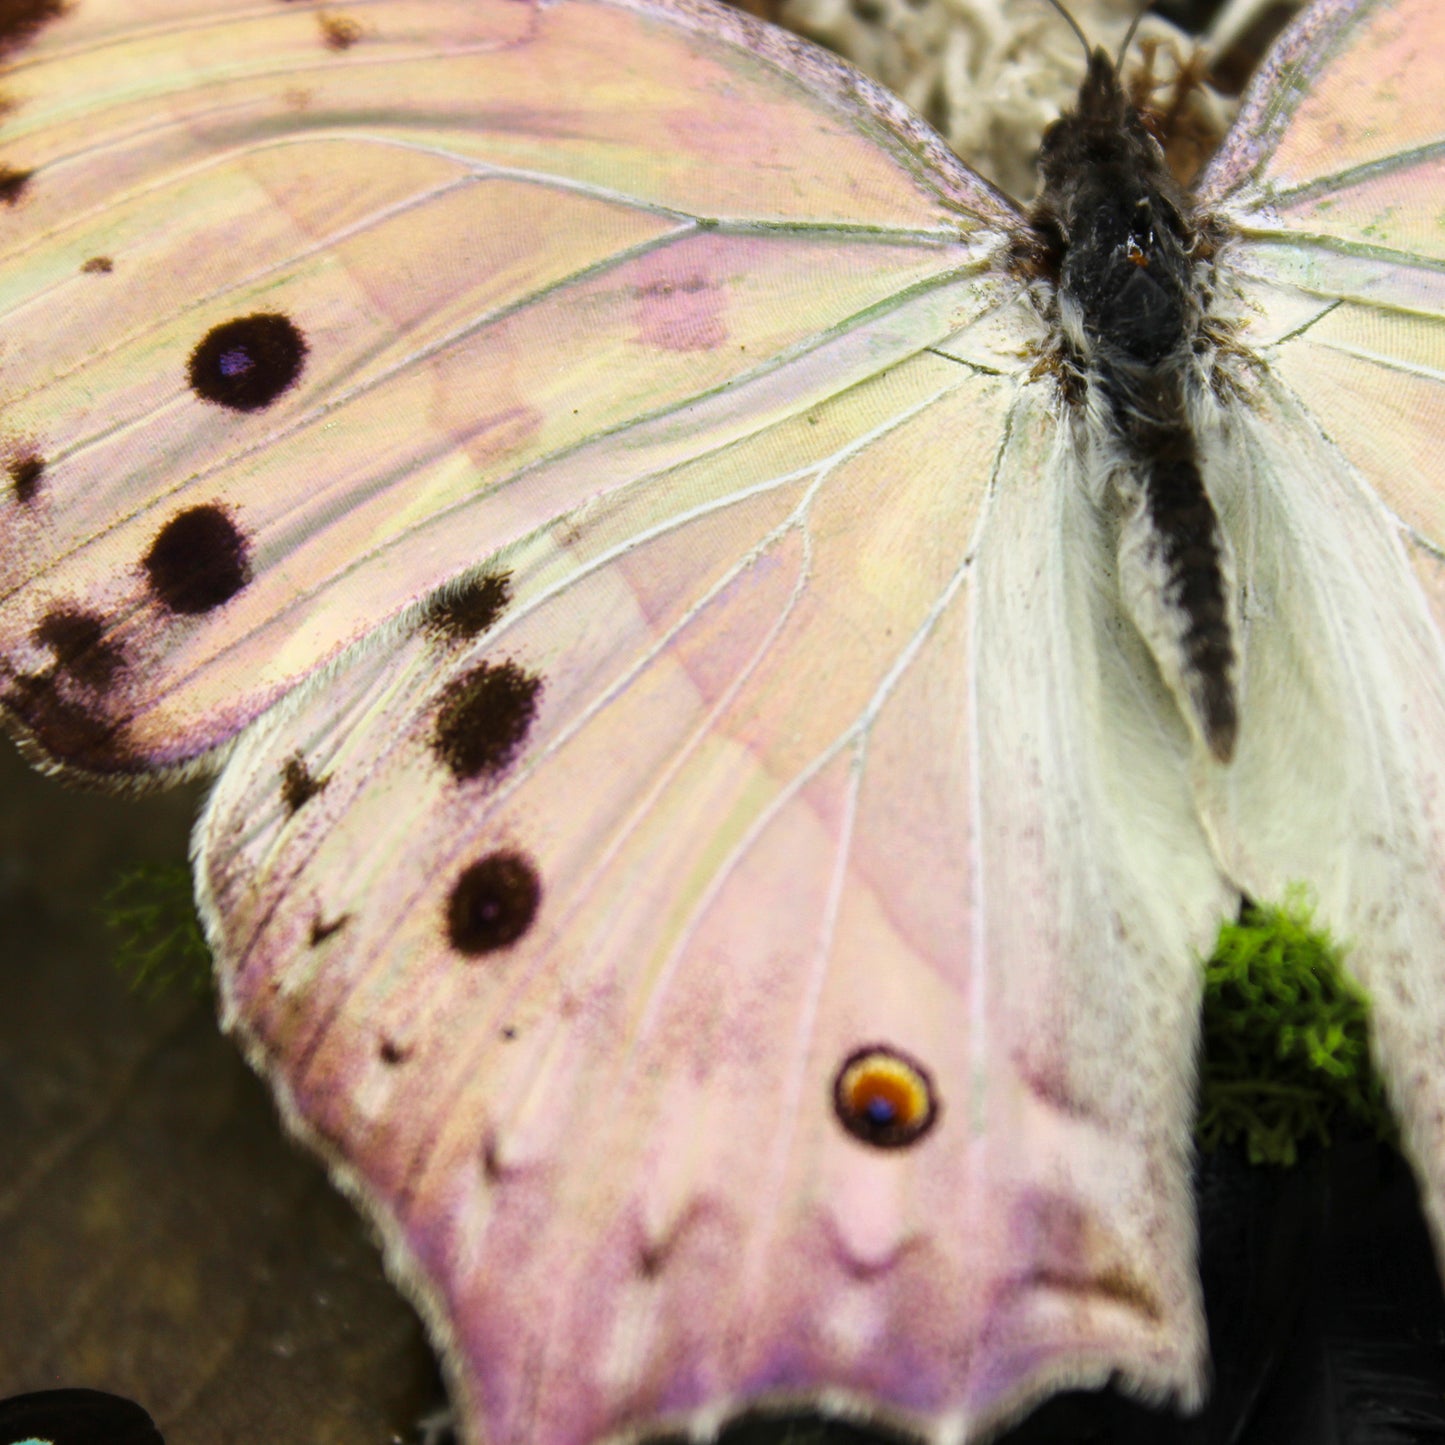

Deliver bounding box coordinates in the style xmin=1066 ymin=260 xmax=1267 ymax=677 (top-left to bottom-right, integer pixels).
xmin=198 ymin=362 xmax=1229 ymax=1443
xmin=1199 ymin=0 xmax=1445 ymax=1267
xmin=8 ymin=0 xmax=1439 ymax=1441
xmin=1200 ymin=0 xmax=1445 ymax=532
xmin=0 ymin=0 xmax=1007 ymax=781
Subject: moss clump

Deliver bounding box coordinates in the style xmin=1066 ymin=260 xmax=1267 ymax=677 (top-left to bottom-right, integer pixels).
xmin=1197 ymin=889 xmax=1394 ymax=1165
xmin=104 ymin=863 xmax=212 ymax=1000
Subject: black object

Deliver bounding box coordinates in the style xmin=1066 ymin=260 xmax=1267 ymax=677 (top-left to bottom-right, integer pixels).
xmin=0 ymin=1389 xmax=163 ymax=1445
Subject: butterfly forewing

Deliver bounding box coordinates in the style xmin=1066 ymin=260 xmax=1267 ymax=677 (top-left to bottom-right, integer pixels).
xmin=1202 ymin=0 xmax=1445 ymax=548
xmin=1201 ymin=0 xmax=1444 ymax=204
xmin=0 ymin=0 xmax=1012 ymax=782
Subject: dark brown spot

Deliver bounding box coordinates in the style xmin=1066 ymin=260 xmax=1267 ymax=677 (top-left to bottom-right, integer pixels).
xmin=422 ymin=571 xmax=512 ymax=642
xmin=379 ymin=1037 xmax=409 ymax=1065
xmin=1015 ymin=1053 xmax=1100 ymax=1123
xmin=833 ymin=1044 xmax=939 ymax=1150
xmin=1 ymin=672 xmax=133 ymax=773
xmin=309 ymin=913 xmax=348 ymax=946
xmin=637 ymin=1202 xmax=706 ymax=1279
xmin=447 ymin=850 xmax=540 ymax=955
xmin=0 ymin=0 xmax=65 ymax=57
xmin=188 ymin=313 xmax=307 ymax=412
xmin=8 ymin=449 xmax=43 ymax=503
xmin=500 ymin=1025 xmax=518 ymax=1041
xmin=1063 ymin=1263 xmax=1163 ymax=1322
xmin=319 ymin=12 xmax=362 ymax=48
xmin=281 ymin=754 xmax=327 ymax=813
xmin=35 ymin=607 xmax=123 ymax=690
xmin=638 ymin=1241 xmax=667 ymax=1279
xmin=481 ymin=1131 xmax=505 ymax=1182
xmin=0 ymin=165 xmax=32 ymax=205
xmin=81 ymin=255 xmax=113 ymax=274
xmin=1004 ymin=1191 xmax=1165 ymax=1324
xmin=433 ymin=660 xmax=542 ymax=782
xmin=1004 ymin=1265 xmax=1163 ymax=1323
xmin=143 ymin=504 xmax=251 ymax=614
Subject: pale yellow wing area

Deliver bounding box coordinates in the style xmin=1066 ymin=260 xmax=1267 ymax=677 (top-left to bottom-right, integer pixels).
xmin=0 ymin=0 xmax=1021 ymax=781
xmin=197 ymin=363 xmax=1232 ymax=1445
xmin=1194 ymin=0 xmax=1445 ymax=1278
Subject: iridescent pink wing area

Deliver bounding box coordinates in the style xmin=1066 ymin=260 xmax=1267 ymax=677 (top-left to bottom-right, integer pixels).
xmin=1196 ymin=0 xmax=1445 ymax=1270
xmin=24 ymin=0 xmax=1445 ymax=1441
xmin=0 ymin=0 xmax=1009 ymax=781
xmin=0 ymin=1 xmax=1233 ymax=1440
xmin=197 ymin=366 xmax=1236 ymax=1444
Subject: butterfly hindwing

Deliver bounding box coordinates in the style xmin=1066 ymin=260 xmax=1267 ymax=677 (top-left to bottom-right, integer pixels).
xmin=197 ymin=356 xmax=1234 ymax=1440
xmin=1196 ymin=0 xmax=1445 ymax=1261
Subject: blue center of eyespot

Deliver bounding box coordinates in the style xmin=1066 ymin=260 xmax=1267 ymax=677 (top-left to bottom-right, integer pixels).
xmin=14 ymin=1436 xmax=54 ymax=1444
xmin=864 ymin=1096 xmax=898 ymax=1126
xmin=218 ymin=347 xmax=253 ymax=377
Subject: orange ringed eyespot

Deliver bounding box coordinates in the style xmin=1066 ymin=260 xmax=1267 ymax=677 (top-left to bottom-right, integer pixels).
xmin=832 ymin=1045 xmax=939 ymax=1150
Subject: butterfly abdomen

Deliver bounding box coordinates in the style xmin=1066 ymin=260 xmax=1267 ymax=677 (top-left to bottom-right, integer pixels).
xmin=1031 ymin=49 xmax=1239 ymax=762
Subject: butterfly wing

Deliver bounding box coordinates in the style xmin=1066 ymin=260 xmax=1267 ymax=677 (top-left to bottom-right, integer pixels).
xmin=1196 ymin=0 xmax=1445 ymax=1256
xmin=1 ymin=0 xmax=1359 ymax=1441
xmin=197 ymin=360 xmax=1239 ymax=1444
xmin=0 ymin=0 xmax=1004 ymax=781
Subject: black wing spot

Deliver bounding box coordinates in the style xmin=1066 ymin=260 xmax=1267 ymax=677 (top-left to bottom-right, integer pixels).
xmin=81 ymin=255 xmax=114 ymax=274
xmin=1 ymin=673 xmax=133 ymax=772
xmin=447 ymin=850 xmax=540 ymax=955
xmin=7 ymin=449 xmax=43 ymax=503
xmin=0 ymin=164 xmax=31 ymax=204
xmin=0 ymin=1 xmax=66 ymax=57
xmin=143 ymin=505 xmax=251 ymax=614
xmin=421 ymin=571 xmax=513 ymax=642
xmin=481 ymin=1132 xmax=505 ymax=1182
xmin=309 ymin=913 xmax=348 ymax=946
xmin=281 ymin=754 xmax=328 ymax=813
xmin=35 ymin=607 xmax=124 ymax=690
xmin=188 ymin=313 xmax=307 ymax=412
xmin=433 ymin=660 xmax=542 ymax=782
xmin=378 ymin=1037 xmax=409 ymax=1065
xmin=833 ymin=1045 xmax=940 ymax=1150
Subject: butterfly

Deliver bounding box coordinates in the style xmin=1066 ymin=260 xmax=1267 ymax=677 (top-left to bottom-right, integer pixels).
xmin=0 ymin=0 xmax=1441 ymax=1441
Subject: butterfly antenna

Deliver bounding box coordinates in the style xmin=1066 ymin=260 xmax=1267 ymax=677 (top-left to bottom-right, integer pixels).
xmin=1116 ymin=0 xmax=1154 ymax=69
xmin=1039 ymin=0 xmax=1090 ymax=65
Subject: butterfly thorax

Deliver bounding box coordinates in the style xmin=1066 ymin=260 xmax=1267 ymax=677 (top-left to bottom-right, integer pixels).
xmin=1027 ymin=49 xmax=1238 ymax=763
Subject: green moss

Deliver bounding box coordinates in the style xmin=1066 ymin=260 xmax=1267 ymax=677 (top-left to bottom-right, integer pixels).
xmin=103 ymin=863 xmax=213 ymax=1000
xmin=1197 ymin=888 xmax=1394 ymax=1165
